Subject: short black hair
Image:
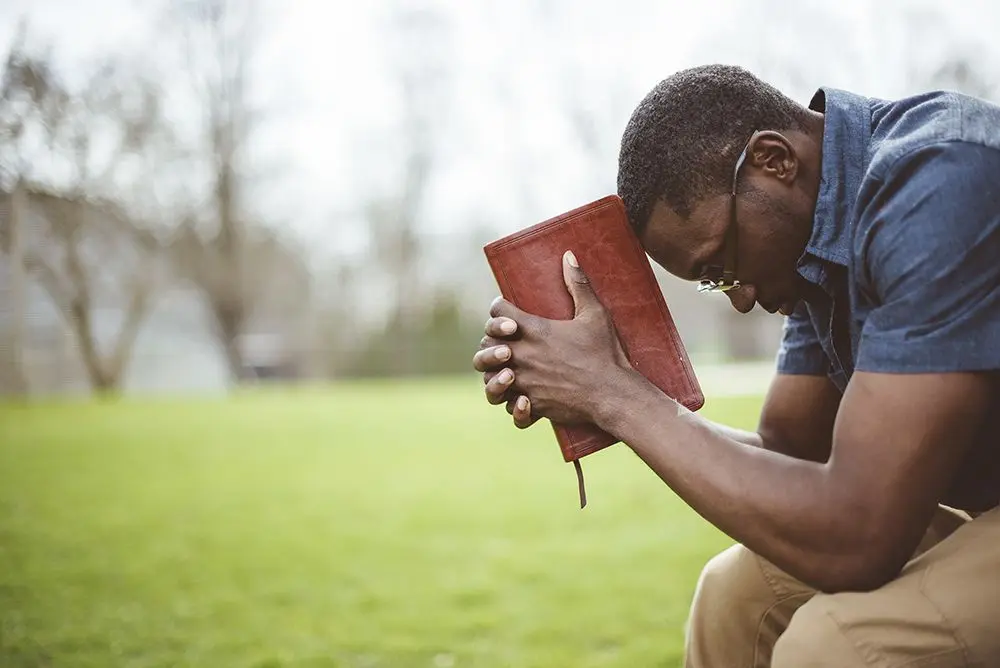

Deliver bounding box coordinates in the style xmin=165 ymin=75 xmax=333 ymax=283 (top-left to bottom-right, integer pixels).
xmin=617 ymin=64 xmax=810 ymax=233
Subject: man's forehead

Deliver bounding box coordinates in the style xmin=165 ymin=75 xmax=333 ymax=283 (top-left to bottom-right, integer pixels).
xmin=640 ymin=197 xmax=727 ymax=279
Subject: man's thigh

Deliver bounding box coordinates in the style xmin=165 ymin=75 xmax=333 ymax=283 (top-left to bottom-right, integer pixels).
xmin=773 ymin=506 xmax=1000 ymax=667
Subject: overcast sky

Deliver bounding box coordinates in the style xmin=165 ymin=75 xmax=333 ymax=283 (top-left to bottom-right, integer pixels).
xmin=4 ymin=0 xmax=1000 ymax=260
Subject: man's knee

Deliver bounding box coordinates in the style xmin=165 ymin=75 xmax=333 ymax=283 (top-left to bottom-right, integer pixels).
xmin=686 ymin=545 xmax=769 ymax=666
xmin=689 ymin=544 xmax=760 ymax=618
xmin=686 ymin=546 xmax=817 ymax=668
xmin=771 ymin=598 xmax=860 ymax=667
xmin=690 ymin=543 xmax=810 ymax=617
xmin=687 ymin=545 xmax=790 ymax=655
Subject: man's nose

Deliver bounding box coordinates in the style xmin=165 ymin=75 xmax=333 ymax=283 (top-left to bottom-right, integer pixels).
xmin=727 ymin=285 xmax=757 ymax=314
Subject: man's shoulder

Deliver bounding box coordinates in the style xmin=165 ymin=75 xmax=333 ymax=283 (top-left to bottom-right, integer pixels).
xmin=850 ymin=121 xmax=1000 ymax=307
xmin=866 ymin=90 xmax=1000 ymax=180
xmin=852 ymin=137 xmax=1000 ymax=269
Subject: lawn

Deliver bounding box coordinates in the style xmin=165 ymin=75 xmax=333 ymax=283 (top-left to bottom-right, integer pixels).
xmin=0 ymin=377 xmax=763 ymax=668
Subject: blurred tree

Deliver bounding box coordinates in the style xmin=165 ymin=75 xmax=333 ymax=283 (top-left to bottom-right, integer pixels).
xmin=928 ymin=56 xmax=998 ymax=101
xmin=556 ymin=56 xmax=632 ymax=200
xmin=0 ymin=35 xmax=171 ymax=393
xmin=165 ymin=0 xmax=289 ymax=383
xmin=345 ymin=287 xmax=485 ymax=378
xmin=313 ymin=260 xmax=365 ymax=379
xmin=0 ymin=23 xmax=34 ymax=396
xmin=363 ymin=1 xmax=454 ymax=376
xmin=0 ymin=182 xmax=28 ymax=395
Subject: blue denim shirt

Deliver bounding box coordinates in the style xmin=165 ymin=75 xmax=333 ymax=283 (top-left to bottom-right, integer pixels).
xmin=775 ymin=87 xmax=1000 ymax=510
xmin=777 ymin=87 xmax=1000 ymax=391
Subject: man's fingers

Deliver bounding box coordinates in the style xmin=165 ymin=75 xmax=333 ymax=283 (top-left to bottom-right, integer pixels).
xmin=513 ymin=395 xmax=535 ymax=429
xmin=506 ymin=395 xmax=534 ymax=427
xmin=485 ymin=367 xmax=516 ymax=405
xmin=562 ymin=250 xmax=601 ymax=318
xmin=472 ymin=345 xmax=512 ymax=373
xmin=484 ymin=316 xmax=518 ymax=338
xmin=490 ymin=296 xmax=529 ymax=322
xmin=480 ymin=335 xmax=502 ymax=350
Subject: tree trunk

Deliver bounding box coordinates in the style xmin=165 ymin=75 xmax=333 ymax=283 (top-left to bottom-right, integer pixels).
xmin=70 ymin=294 xmax=115 ymax=392
xmin=212 ymin=298 xmax=246 ymax=383
xmin=63 ymin=226 xmax=124 ymax=394
xmin=91 ymin=368 xmax=117 ymax=393
xmin=7 ymin=183 xmax=29 ymax=395
xmin=103 ymin=277 xmax=154 ymax=390
xmin=222 ymin=334 xmax=245 ymax=382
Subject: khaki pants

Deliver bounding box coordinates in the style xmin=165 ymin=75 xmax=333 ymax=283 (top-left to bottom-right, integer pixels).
xmin=685 ymin=505 xmax=1000 ymax=667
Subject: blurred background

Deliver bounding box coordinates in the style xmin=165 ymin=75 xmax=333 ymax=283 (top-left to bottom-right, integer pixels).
xmin=3 ymin=0 xmax=997 ymax=397
xmin=2 ymin=1 xmax=1000 ymax=666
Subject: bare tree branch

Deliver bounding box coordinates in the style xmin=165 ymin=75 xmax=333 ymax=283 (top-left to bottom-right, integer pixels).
xmin=105 ymin=269 xmax=156 ymax=385
xmin=0 ymin=35 xmax=172 ymax=393
xmin=160 ymin=0 xmax=300 ymax=384
xmin=22 ymin=249 xmax=71 ymax=315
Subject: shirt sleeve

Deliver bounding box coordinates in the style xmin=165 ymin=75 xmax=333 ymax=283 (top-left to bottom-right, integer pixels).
xmin=854 ymin=141 xmax=1000 ymax=374
xmin=776 ymin=301 xmax=829 ymax=375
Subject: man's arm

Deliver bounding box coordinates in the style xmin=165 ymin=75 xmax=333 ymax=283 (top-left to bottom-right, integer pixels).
xmin=595 ymin=367 xmax=990 ymax=593
xmin=479 ymin=287 xmax=988 ymax=593
xmin=759 ymin=301 xmax=841 ymax=462
xmin=756 ymin=374 xmax=839 ymax=462
xmin=644 ymin=373 xmax=838 ymax=461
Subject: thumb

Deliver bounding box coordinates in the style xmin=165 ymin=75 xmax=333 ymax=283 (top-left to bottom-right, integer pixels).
xmin=563 ymin=250 xmax=599 ymax=317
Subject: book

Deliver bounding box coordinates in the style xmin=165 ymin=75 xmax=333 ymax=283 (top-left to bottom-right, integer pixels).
xmin=483 ymin=194 xmax=704 ymax=507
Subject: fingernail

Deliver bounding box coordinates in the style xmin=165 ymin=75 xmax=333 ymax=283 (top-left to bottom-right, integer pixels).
xmin=517 ymin=396 xmax=528 ymax=411
xmin=499 ymin=369 xmax=513 ymax=384
xmin=565 ymin=250 xmax=579 ymax=268
xmin=500 ymin=319 xmax=517 ymax=335
xmin=496 ymin=346 xmax=511 ymax=361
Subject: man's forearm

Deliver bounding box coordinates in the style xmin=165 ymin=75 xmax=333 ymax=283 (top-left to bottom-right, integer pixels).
xmin=701 ymin=421 xmax=763 ymax=449
xmin=709 ymin=421 xmax=828 ymax=459
xmin=596 ymin=369 xmax=871 ymax=591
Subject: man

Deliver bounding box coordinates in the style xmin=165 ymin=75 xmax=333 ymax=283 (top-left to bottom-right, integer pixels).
xmin=472 ymin=64 xmax=1000 ymax=666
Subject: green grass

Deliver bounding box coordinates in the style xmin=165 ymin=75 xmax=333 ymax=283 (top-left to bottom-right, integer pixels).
xmin=0 ymin=377 xmax=763 ymax=668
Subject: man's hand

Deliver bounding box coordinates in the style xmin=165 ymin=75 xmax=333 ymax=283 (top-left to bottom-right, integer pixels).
xmin=475 ymin=317 xmax=539 ymax=429
xmin=472 ymin=250 xmax=631 ymax=428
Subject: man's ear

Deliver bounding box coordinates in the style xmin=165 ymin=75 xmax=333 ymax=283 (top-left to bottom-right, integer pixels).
xmin=747 ymin=131 xmax=798 ymax=184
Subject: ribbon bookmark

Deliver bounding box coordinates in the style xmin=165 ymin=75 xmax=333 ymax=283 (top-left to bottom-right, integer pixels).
xmin=574 ymin=458 xmax=587 ymax=509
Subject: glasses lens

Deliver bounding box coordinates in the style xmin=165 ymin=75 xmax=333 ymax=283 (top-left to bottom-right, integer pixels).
xmin=697 ymin=279 xmax=740 ymax=293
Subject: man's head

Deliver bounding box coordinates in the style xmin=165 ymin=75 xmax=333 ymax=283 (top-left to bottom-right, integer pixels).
xmin=617 ymin=64 xmax=825 ymax=315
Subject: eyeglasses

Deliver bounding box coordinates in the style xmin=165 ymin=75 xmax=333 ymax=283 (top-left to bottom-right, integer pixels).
xmin=697 ymin=130 xmax=757 ymax=294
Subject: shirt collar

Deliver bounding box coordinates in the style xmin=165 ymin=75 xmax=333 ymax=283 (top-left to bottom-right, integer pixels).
xmin=797 ymin=87 xmax=872 ymax=288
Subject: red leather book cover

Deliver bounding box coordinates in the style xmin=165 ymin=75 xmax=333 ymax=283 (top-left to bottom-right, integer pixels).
xmin=483 ymin=194 xmax=704 ymax=464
